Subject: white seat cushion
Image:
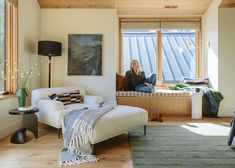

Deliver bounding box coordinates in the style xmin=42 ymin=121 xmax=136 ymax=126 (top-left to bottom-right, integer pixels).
xmin=91 ymin=105 xmax=148 ymax=144
xmin=64 ymin=103 xmax=100 ymax=111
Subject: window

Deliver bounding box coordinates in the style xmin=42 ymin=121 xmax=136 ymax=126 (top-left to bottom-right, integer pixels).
xmin=120 ymin=19 xmax=201 ymax=85
xmin=0 ymin=0 xmax=5 ymax=92
xmin=162 ymin=30 xmax=196 ymax=83
xmin=122 ymin=30 xmax=157 ymax=77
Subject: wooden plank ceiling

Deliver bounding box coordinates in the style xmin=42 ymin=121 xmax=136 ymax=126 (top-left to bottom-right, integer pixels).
xmin=38 ymin=0 xmax=212 ymax=16
xmin=220 ymin=0 xmax=235 ymax=8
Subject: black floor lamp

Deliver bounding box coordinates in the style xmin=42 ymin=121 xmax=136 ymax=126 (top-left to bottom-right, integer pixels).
xmin=38 ymin=41 xmax=62 ymax=88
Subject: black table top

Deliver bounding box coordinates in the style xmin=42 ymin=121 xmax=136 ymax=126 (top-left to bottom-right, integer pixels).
xmin=9 ymin=107 xmax=39 ymax=115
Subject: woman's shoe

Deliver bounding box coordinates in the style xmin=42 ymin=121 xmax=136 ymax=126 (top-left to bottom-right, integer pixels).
xmin=151 ymin=116 xmax=158 ymax=121
xmin=158 ymin=113 xmax=163 ymax=122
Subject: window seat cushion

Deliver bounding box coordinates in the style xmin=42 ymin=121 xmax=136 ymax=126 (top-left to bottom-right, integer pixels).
xmin=116 ymin=90 xmax=191 ymax=97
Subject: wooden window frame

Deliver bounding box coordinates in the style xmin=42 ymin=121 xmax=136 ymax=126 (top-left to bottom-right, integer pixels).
xmin=119 ymin=18 xmax=202 ymax=87
xmin=0 ymin=0 xmax=6 ymax=93
xmin=1 ymin=0 xmax=18 ymax=95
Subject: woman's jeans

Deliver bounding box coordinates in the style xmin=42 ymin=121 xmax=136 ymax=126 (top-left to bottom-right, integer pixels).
xmin=135 ymin=74 xmax=156 ymax=93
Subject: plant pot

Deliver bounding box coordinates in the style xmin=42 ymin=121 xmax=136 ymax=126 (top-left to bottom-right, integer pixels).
xmin=16 ymin=88 xmax=28 ymax=107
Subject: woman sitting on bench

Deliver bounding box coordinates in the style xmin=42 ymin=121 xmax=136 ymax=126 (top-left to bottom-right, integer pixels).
xmin=124 ymin=59 xmax=156 ymax=93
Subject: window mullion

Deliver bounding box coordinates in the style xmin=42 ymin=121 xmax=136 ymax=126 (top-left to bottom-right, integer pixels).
xmin=196 ymin=31 xmax=201 ymax=78
xmin=119 ymin=19 xmax=123 ymax=74
xmin=5 ymin=1 xmax=10 ymax=93
xmin=5 ymin=1 xmax=17 ymax=94
xmin=157 ymin=31 xmax=162 ymax=86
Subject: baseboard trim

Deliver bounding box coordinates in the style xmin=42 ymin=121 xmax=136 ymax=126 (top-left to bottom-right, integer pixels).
xmin=218 ymin=109 xmax=235 ymax=117
xmin=0 ymin=119 xmax=22 ymax=140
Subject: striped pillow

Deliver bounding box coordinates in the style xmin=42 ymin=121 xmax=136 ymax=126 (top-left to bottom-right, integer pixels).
xmin=69 ymin=91 xmax=83 ymax=104
xmin=49 ymin=90 xmax=83 ymax=105
xmin=184 ymin=77 xmax=209 ymax=87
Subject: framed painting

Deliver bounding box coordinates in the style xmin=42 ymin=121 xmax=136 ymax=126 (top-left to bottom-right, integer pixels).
xmin=68 ymin=34 xmax=102 ymax=75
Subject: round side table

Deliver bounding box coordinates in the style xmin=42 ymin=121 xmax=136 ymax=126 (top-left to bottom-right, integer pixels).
xmin=9 ymin=107 xmax=39 ymax=144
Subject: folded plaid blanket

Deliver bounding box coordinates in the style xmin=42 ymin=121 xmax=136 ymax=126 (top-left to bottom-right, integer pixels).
xmin=59 ymin=100 xmax=116 ymax=167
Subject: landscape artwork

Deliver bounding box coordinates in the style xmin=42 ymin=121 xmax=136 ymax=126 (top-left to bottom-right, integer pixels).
xmin=68 ymin=34 xmax=102 ymax=75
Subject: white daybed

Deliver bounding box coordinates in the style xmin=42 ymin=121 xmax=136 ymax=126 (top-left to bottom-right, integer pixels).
xmin=32 ymin=86 xmax=148 ymax=145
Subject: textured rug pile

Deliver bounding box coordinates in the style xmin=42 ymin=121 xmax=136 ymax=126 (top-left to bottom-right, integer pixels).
xmin=129 ymin=124 xmax=235 ymax=168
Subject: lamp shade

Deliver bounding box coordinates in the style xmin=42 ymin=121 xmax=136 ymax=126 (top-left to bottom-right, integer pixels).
xmin=38 ymin=41 xmax=62 ymax=56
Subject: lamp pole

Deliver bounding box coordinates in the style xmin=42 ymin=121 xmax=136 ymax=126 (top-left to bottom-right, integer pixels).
xmin=48 ymin=55 xmax=51 ymax=88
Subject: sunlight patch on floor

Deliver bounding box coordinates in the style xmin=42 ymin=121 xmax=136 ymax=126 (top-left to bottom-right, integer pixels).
xmin=181 ymin=123 xmax=230 ymax=136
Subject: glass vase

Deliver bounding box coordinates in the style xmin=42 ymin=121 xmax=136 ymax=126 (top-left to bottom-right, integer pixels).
xmin=16 ymin=88 xmax=28 ymax=107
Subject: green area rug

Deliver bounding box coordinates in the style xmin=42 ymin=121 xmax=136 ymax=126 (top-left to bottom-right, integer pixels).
xmin=129 ymin=124 xmax=235 ymax=168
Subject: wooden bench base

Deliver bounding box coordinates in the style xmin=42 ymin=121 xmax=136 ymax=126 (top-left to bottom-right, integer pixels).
xmin=116 ymin=96 xmax=192 ymax=120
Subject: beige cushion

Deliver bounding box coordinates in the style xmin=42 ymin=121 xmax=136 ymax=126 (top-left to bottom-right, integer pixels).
xmin=91 ymin=105 xmax=148 ymax=144
xmin=116 ymin=90 xmax=191 ymax=97
xmin=116 ymin=73 xmax=124 ymax=91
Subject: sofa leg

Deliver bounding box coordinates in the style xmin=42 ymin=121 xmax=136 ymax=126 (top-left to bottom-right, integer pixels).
xmin=58 ymin=128 xmax=62 ymax=139
xmin=144 ymin=125 xmax=146 ymax=136
xmin=91 ymin=144 xmax=95 ymax=154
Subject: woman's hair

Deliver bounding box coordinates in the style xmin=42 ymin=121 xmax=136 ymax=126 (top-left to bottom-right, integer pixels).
xmin=130 ymin=59 xmax=142 ymax=75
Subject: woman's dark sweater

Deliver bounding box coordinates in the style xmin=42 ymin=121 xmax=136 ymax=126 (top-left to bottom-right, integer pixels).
xmin=123 ymin=70 xmax=149 ymax=91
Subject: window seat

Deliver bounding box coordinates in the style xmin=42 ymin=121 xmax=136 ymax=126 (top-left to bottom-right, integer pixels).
xmin=116 ymin=90 xmax=192 ymax=120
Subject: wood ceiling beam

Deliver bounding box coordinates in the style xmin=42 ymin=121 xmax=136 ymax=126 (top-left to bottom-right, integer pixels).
xmin=38 ymin=0 xmax=115 ymax=9
xmin=220 ymin=0 xmax=235 ymax=8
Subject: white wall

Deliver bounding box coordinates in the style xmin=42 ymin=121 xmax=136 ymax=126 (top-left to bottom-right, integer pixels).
xmin=218 ymin=8 xmax=235 ymax=116
xmin=0 ymin=0 xmax=41 ymax=139
xmin=18 ymin=0 xmax=41 ymax=91
xmin=203 ymin=1 xmax=235 ymax=116
xmin=40 ymin=9 xmax=116 ymax=100
xmin=202 ymin=0 xmax=222 ymax=90
xmin=0 ymin=98 xmax=19 ymax=139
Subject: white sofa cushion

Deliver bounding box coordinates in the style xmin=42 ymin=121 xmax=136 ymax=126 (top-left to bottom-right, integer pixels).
xmin=91 ymin=105 xmax=148 ymax=144
xmin=63 ymin=103 xmax=100 ymax=112
xmin=83 ymin=95 xmax=103 ymax=105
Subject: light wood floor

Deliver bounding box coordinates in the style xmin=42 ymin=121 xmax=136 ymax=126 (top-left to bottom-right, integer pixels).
xmin=0 ymin=117 xmax=232 ymax=168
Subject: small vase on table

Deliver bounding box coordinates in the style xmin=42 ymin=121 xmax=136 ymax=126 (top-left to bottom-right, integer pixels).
xmin=16 ymin=88 xmax=28 ymax=107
